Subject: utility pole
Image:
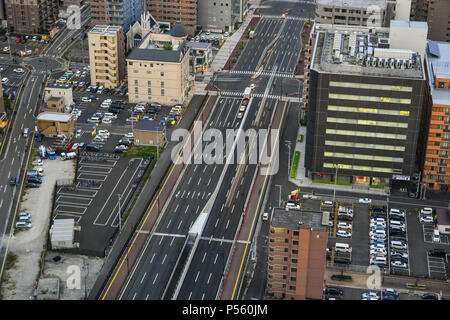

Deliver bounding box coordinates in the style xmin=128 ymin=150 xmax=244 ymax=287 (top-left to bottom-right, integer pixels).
xmin=416 ymin=171 xmax=422 ymax=198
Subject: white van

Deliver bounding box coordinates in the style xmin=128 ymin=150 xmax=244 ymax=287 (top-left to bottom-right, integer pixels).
xmin=389 ymin=208 xmax=405 ymax=217
xmin=391 ymin=240 xmax=407 ymax=250
xmin=335 ymin=243 xmax=352 ymax=253
xmin=23 ymin=127 xmax=29 ymax=138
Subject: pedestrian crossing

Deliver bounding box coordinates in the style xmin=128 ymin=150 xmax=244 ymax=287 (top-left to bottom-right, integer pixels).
xmin=261 ymin=15 xmax=310 ymax=21
xmin=220 ymin=91 xmax=282 ymax=100
xmin=229 ymin=70 xmax=294 ymax=78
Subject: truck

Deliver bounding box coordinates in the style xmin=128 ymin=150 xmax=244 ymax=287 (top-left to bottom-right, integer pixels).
xmin=47 ymin=146 xmax=56 ymax=160
xmin=243 ymin=87 xmax=252 ymax=99
xmin=60 ymin=152 xmax=76 ymax=160
xmin=249 ymin=30 xmax=255 ymax=39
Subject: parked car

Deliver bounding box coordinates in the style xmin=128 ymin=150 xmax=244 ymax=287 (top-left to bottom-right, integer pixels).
xmin=27 ymin=182 xmax=40 ymax=188
xmin=16 ymin=221 xmax=32 ymax=228
xmin=285 ymin=202 xmax=300 ymax=210
xmin=390 ymin=251 xmax=408 ymax=259
xmin=324 ymin=287 xmax=343 ymax=296
xmin=390 ymin=260 xmax=407 ymax=268
xmin=81 ymin=97 xmax=92 ymax=103
xmin=13 ymin=68 xmax=25 ymax=73
xmin=420 ymin=215 xmax=434 ymax=223
xmin=336 ymin=230 xmax=351 ymax=238
xmin=422 ymin=293 xmax=438 ymax=300
xmin=428 ymin=249 xmax=447 ymax=258
xmin=362 ymin=291 xmax=379 ymax=300
xmin=421 ymin=207 xmax=433 ymax=215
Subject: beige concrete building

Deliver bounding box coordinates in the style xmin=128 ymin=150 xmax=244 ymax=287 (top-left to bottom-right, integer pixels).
xmin=133 ymin=119 xmax=166 ymax=146
xmin=88 ymin=25 xmax=126 ymax=89
xmin=41 ymin=96 xmax=65 ymax=113
xmin=44 ymin=86 xmax=73 ymax=107
xmin=5 ymin=0 xmax=59 ymax=34
xmin=37 ymin=112 xmax=74 ymax=137
xmin=127 ymin=22 xmax=190 ymax=106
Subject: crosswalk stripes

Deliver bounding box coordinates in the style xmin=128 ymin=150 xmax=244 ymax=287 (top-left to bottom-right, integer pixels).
xmin=260 ymin=15 xmax=310 ymax=21
xmin=229 ymin=70 xmax=294 ymax=78
xmin=220 ymin=91 xmax=282 ymax=100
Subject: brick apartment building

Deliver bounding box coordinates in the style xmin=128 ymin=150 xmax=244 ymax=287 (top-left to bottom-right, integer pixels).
xmin=5 ymin=0 xmax=59 ymax=34
xmin=147 ymin=0 xmax=197 ymax=37
xmin=422 ymin=40 xmax=450 ymax=192
xmin=266 ymin=208 xmax=328 ymax=300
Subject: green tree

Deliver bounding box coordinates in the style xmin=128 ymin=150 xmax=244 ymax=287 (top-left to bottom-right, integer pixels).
xmin=163 ymin=43 xmax=172 ymax=50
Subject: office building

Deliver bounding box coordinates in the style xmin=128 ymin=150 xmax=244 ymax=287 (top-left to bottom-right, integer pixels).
xmin=88 ymin=25 xmax=126 ymax=89
xmin=5 ymin=0 xmax=59 ymax=33
xmin=304 ymin=25 xmax=428 ymax=187
xmin=90 ymin=0 xmax=142 ymax=34
xmin=127 ymin=22 xmax=190 ymax=106
xmin=197 ymin=0 xmax=248 ymax=33
xmin=422 ymin=40 xmax=450 ymax=192
xmin=147 ymin=0 xmax=197 ymax=37
xmin=267 ymin=208 xmax=328 ymax=300
xmin=410 ymin=0 xmax=450 ymax=42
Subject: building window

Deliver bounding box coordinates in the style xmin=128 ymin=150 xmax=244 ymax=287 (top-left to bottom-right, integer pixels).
xmin=292 ymin=258 xmax=298 ymax=263
xmin=292 ymin=240 xmax=299 ymax=245
xmin=291 ymin=268 xmax=297 ymax=273
xmin=161 ymin=89 xmax=165 ymax=96
xmin=148 ymin=88 xmax=151 ymax=95
xmin=161 ymin=71 xmax=164 ymax=76
xmin=148 ymin=80 xmax=151 ymax=86
xmin=161 ymin=81 xmax=164 ymax=87
xmin=135 ymin=87 xmax=138 ymax=93
xmin=292 ymin=249 xmax=298 ymax=254
xmin=134 ymin=80 xmax=138 ymax=85
xmin=133 ymin=70 xmax=138 ymax=73
xmin=146 ymin=71 xmax=152 ymax=74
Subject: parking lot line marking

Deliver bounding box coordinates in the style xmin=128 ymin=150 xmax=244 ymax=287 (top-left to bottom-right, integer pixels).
xmin=177 ymin=220 xmax=183 ymax=230
xmin=167 ymin=219 xmax=172 ymax=228
xmin=140 ymin=272 xmax=147 ymax=284
xmin=55 ymin=206 xmax=87 ymax=215
xmin=54 ymin=213 xmax=82 ymax=223
xmin=150 ymin=253 xmax=156 ymax=264
xmin=0 ymin=199 xmax=3 ymax=208
xmin=152 ymin=273 xmax=158 ymax=285
xmin=162 ymin=254 xmax=167 ymax=265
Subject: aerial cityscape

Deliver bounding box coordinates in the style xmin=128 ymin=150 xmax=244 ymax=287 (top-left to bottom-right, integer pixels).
xmin=0 ymin=0 xmax=448 ymax=306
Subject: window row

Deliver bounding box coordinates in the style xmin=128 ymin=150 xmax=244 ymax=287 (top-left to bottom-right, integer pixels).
xmin=329 ymin=93 xmax=411 ymax=104
xmin=323 ymin=163 xmax=403 ymax=173
xmin=324 ymin=152 xmax=403 ymax=163
xmin=328 ymin=105 xmax=410 ymax=116
xmin=326 ymin=129 xmax=407 ymax=140
xmin=329 ymin=81 xmax=413 ymax=92
xmin=327 ymin=117 xmax=408 ymax=128
xmin=325 ymin=140 xmax=405 ymax=151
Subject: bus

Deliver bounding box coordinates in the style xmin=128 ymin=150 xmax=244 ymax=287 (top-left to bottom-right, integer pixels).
xmin=243 ymin=87 xmax=252 ymax=98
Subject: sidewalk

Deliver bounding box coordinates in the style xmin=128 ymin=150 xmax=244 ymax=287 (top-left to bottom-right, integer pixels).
xmin=289 ymin=125 xmax=389 ymax=196
xmin=205 ymin=11 xmax=256 ymax=77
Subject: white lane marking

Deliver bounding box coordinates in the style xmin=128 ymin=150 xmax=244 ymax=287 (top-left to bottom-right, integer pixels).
xmin=202 ymin=252 xmax=207 ymax=263
xmin=167 ymin=219 xmax=172 ymax=228
xmin=226 ymin=220 xmax=230 ymax=229
xmin=185 ymin=205 xmax=189 ymax=213
xmin=152 ymin=273 xmax=159 ymax=285
xmin=162 ymin=254 xmax=167 ymax=264
xmin=195 ymin=271 xmax=200 ymax=282
xmin=177 ymin=220 xmax=183 ymax=230
xmin=140 ymin=272 xmax=147 ymax=284
xmin=170 ymin=237 xmax=175 ymax=246
xmin=207 ymin=273 xmax=212 ymax=284
xmin=150 ymin=253 xmax=156 ymax=264
xmin=215 ymin=218 xmax=219 ymax=228
xmin=3 ymin=185 xmax=6 ymax=193
xmin=159 ymin=237 xmax=163 ymax=245
xmin=132 ymin=292 xmax=137 ymax=300
xmin=202 ymin=293 xmax=205 ymax=300
xmin=221 ymin=203 xmax=224 ymax=212
xmin=174 ymin=204 xmax=179 ymax=212
xmin=188 ymin=177 xmax=192 ymax=185
xmin=146 ymin=294 xmax=149 ymax=300
xmin=188 ymin=292 xmax=192 ymax=300
xmin=231 ymin=204 xmax=235 ymax=213
xmin=0 ymin=199 xmax=3 ymax=208
xmin=214 ymin=254 xmax=218 ymax=264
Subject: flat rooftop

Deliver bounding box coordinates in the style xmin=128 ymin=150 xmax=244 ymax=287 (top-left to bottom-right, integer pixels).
xmin=311 ymin=26 xmax=424 ymax=79
xmin=317 ymin=0 xmax=387 ymax=9
xmin=89 ymin=25 xmax=122 ymax=36
xmin=426 ymin=40 xmax=450 ymax=106
xmin=271 ymin=208 xmax=327 ymax=232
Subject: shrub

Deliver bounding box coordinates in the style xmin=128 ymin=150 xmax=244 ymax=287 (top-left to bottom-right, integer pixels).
xmin=231 ymin=59 xmax=237 ymax=64
xmin=290 ymin=151 xmax=300 ymax=179
xmin=331 ymin=274 xmax=352 ymax=282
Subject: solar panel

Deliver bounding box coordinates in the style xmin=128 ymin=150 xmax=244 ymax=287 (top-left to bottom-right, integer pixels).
xmin=427 ymin=40 xmax=440 ymax=57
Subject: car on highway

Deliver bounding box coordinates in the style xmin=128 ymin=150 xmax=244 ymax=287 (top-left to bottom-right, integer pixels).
xmin=236 ymin=112 xmax=244 ymax=119
xmin=239 ymin=105 xmax=246 ymax=112
xmin=9 ymin=176 xmax=17 ymax=185
xmin=359 ymin=198 xmax=372 ymax=204
xmin=336 ymin=230 xmax=351 ymax=238
xmin=422 ymin=293 xmax=438 ymax=300
xmin=262 ymin=212 xmax=269 ymax=221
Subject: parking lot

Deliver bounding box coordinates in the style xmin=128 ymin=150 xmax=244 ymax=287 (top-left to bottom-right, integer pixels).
xmin=0 ymin=35 xmax=49 ymax=57
xmin=1 ymin=63 xmax=27 ymax=93
xmin=53 ymin=153 xmax=152 ymax=256
xmin=423 ymin=223 xmax=450 ymax=244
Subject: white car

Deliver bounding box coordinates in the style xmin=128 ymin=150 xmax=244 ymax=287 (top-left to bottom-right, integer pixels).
xmin=125 ymin=132 xmax=134 ymax=138
xmin=390 ymin=251 xmax=408 ymax=259
xmin=370 ymin=244 xmax=386 ymax=251
xmin=390 ymin=260 xmax=407 ymax=268
xmin=421 ymin=207 xmax=433 ymax=215
xmin=370 ymin=248 xmax=387 ymax=256
xmin=337 ymin=222 xmax=352 ymax=230
xmin=359 ymin=198 xmax=372 ymax=204
xmin=420 ymin=215 xmax=434 ymax=224
xmin=362 ymin=292 xmax=379 ymax=300
xmin=82 ymin=97 xmax=92 ymax=103
xmin=71 ymin=143 xmax=79 ymax=150
xmin=75 ymin=129 xmax=82 ymax=138
xmin=302 ymin=194 xmax=318 ymax=199
xmin=370 ymin=221 xmax=386 ymax=228
xmin=32 ymin=160 xmax=43 ymax=166
xmin=336 ymin=230 xmax=351 ymax=238
xmin=87 ymin=117 xmax=100 ymax=123
xmin=14 ymin=68 xmax=25 ymax=73
xmin=102 ymin=118 xmax=112 ymax=124
xmin=1 ymin=77 xmax=8 ymax=84
xmin=262 ymin=212 xmax=269 ymax=221
xmin=285 ymin=202 xmax=300 ymax=210
xmin=98 ymin=130 xmax=110 ymax=137
xmin=3 ymin=46 xmax=9 ymax=52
